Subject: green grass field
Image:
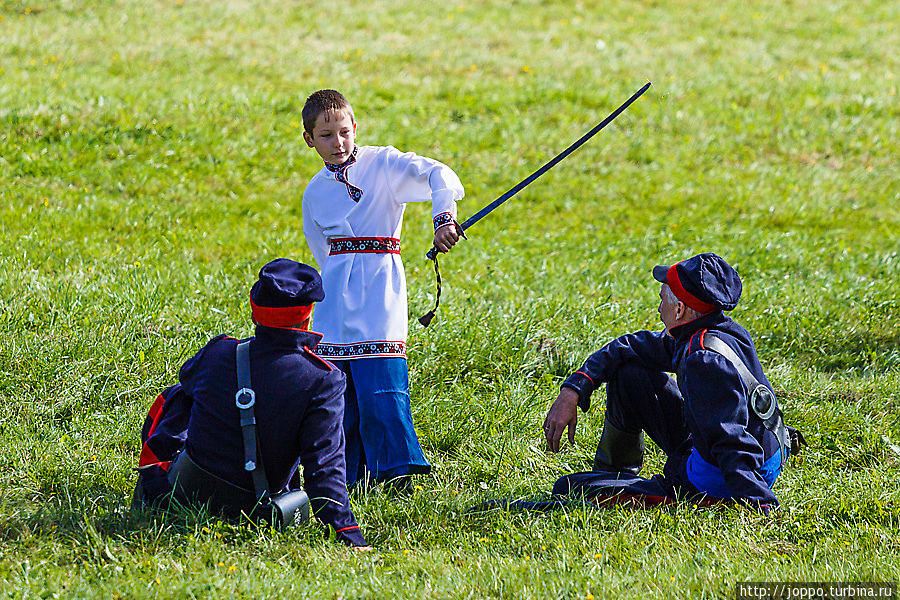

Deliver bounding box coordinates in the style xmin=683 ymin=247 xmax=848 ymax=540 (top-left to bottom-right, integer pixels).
xmin=2 ymin=0 xmax=899 ymax=597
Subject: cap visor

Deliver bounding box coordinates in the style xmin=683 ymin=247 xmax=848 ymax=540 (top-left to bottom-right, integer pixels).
xmin=652 ymin=265 xmax=670 ymax=284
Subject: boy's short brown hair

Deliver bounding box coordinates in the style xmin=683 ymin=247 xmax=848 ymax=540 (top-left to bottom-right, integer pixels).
xmin=302 ymin=90 xmax=355 ymax=135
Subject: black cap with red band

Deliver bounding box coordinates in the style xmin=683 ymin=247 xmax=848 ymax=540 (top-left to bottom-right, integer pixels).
xmin=250 ymin=258 xmax=324 ymax=327
xmin=652 ymin=252 xmax=742 ymax=313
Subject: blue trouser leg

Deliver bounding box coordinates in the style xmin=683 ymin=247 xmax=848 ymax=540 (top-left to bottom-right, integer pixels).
xmin=335 ymin=358 xmax=431 ymax=487
xmin=336 ymin=361 xmax=365 ymax=487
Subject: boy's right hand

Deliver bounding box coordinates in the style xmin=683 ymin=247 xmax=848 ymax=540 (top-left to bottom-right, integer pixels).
xmin=433 ymin=223 xmax=461 ymax=253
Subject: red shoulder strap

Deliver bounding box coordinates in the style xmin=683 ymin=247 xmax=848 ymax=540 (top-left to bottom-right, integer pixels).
xmin=687 ymin=328 xmax=708 ymax=355
xmin=303 ymin=346 xmax=334 ymax=371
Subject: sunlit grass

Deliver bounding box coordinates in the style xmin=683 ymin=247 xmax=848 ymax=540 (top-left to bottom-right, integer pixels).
xmin=1 ymin=0 xmax=898 ymax=597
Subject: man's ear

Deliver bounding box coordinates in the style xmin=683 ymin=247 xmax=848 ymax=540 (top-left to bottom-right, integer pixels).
xmin=674 ymin=300 xmax=687 ymax=321
xmin=303 ymin=131 xmax=314 ymax=148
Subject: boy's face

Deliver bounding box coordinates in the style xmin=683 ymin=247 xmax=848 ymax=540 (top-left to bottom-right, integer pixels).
xmin=303 ymin=109 xmax=357 ymax=164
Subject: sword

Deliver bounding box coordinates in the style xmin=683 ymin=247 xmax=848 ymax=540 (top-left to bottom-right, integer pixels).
xmin=419 ymin=81 xmax=652 ymax=326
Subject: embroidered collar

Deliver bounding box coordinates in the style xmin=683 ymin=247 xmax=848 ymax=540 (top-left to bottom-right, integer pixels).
xmin=324 ymin=146 xmax=362 ymax=202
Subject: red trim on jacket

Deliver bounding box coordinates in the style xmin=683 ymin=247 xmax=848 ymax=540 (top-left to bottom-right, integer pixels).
xmin=575 ymin=370 xmax=595 ymax=386
xmin=303 ymin=345 xmax=335 ymax=371
xmin=138 ymin=394 xmax=166 ymax=468
xmin=687 ymin=329 xmax=708 ymax=356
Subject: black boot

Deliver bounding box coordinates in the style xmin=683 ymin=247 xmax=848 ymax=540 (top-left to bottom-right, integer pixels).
xmin=592 ymin=420 xmax=644 ymax=475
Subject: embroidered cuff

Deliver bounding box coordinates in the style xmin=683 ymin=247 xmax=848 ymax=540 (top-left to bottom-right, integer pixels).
xmin=433 ymin=211 xmax=455 ymax=231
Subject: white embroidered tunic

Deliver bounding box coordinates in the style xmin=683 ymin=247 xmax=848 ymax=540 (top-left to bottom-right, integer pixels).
xmin=302 ymin=145 xmax=464 ymax=359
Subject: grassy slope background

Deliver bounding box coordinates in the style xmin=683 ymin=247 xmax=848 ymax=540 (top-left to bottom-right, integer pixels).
xmin=1 ymin=0 xmax=898 ymax=597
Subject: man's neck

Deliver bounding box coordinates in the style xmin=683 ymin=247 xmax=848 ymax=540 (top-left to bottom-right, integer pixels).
xmin=668 ymin=310 xmax=724 ymax=340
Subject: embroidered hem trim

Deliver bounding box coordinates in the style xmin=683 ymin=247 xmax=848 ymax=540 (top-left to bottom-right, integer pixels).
xmin=316 ymin=341 xmax=407 ymax=358
xmin=329 ymin=237 xmax=401 ymax=255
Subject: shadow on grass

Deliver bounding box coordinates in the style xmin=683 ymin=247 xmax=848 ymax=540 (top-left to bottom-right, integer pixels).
xmin=767 ymin=327 xmax=900 ymax=374
xmin=0 ymin=481 xmax=235 ymax=550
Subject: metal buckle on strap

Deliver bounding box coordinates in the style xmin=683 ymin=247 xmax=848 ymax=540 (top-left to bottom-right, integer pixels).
xmin=750 ymin=385 xmax=777 ymax=421
xmin=235 ymin=388 xmax=255 ymax=409
xmin=691 ymin=334 xmax=789 ymax=463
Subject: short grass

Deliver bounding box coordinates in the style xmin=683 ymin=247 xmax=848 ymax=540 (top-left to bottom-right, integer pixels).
xmin=1 ymin=0 xmax=898 ymax=597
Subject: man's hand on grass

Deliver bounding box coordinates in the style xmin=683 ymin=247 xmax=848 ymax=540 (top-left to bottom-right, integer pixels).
xmin=543 ymin=387 xmax=579 ymax=452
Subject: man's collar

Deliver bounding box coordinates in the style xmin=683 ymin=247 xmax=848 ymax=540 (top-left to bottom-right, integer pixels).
xmin=253 ymin=325 xmax=323 ymax=349
xmin=669 ymin=310 xmax=727 ymax=341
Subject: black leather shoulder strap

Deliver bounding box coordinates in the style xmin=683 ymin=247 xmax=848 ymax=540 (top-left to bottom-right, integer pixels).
xmin=700 ymin=334 xmax=789 ymax=462
xmin=236 ymin=341 xmax=270 ymax=501
xmin=701 ymin=335 xmax=761 ymax=390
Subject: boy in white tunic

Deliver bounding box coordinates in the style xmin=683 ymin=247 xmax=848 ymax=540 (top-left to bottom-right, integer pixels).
xmin=301 ymin=89 xmax=464 ymax=487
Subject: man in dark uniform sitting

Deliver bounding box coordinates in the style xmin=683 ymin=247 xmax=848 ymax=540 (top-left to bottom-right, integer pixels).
xmin=543 ymin=253 xmax=790 ymax=513
xmin=134 ymin=259 xmax=369 ymax=547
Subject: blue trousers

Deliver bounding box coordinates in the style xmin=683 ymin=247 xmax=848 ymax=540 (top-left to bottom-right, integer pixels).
xmin=333 ymin=358 xmax=431 ymax=486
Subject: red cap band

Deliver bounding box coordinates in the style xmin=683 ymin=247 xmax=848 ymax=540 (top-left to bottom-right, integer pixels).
xmin=251 ymin=299 xmax=313 ymax=328
xmin=666 ymin=264 xmax=717 ymax=314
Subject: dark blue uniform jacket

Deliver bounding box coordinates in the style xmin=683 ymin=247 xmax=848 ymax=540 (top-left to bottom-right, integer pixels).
xmin=561 ymin=311 xmax=782 ymax=508
xmin=147 ymin=325 xmax=366 ymax=546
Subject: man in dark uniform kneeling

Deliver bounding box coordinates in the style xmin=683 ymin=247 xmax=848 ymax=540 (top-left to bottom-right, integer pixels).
xmin=544 ymin=253 xmax=796 ymax=514
xmin=134 ymin=259 xmax=369 ymax=548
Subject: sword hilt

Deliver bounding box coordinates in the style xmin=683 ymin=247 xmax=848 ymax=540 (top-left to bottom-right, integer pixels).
xmin=425 ymin=223 xmax=466 ymax=261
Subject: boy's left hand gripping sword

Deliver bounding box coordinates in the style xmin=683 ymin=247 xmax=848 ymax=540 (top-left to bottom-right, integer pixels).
xmin=419 ymin=81 xmax=652 ymax=327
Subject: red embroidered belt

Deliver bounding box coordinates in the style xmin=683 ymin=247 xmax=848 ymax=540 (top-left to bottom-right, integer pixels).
xmin=329 ymin=237 xmax=401 ymax=255
xmin=316 ymin=341 xmax=406 ymax=358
